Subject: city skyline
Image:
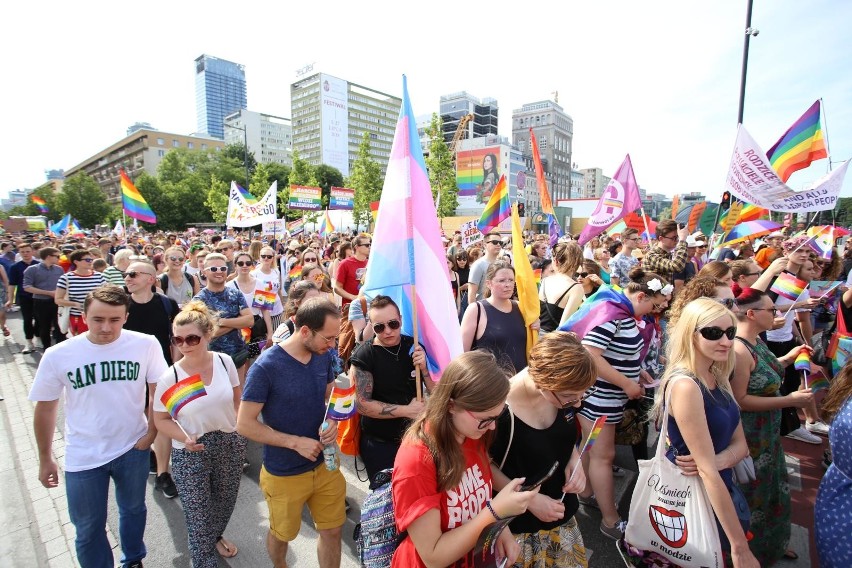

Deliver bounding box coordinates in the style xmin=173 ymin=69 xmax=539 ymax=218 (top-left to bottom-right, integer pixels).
xmin=3 ymin=0 xmax=850 ymax=204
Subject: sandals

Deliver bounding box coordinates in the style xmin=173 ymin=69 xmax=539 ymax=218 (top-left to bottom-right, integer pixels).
xmin=216 ymin=536 xmax=238 ymax=558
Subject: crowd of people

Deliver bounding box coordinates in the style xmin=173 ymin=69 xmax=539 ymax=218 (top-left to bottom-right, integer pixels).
xmin=2 ymin=218 xmax=852 ymax=567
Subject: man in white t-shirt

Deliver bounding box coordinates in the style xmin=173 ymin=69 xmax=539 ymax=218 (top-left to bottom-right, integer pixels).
xmin=29 ymin=285 xmax=168 ymax=568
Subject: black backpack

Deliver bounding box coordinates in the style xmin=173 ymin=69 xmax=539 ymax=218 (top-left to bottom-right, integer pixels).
xmin=354 ymin=469 xmax=406 ymax=567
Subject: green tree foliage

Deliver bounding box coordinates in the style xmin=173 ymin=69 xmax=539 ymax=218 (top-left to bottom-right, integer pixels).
xmin=314 ymin=164 xmax=345 ymax=208
xmin=205 ymin=176 xmax=230 ymax=223
xmin=425 ymin=113 xmax=459 ymax=218
xmin=658 ymin=207 xmax=672 ymax=221
xmin=349 ymin=132 xmax=384 ymax=230
xmin=56 ymin=173 xmax=112 ymax=228
xmin=136 ymin=150 xmax=216 ymax=230
xmin=221 ymin=143 xmax=258 ymax=187
xmin=284 ymin=151 xmax=321 ymax=223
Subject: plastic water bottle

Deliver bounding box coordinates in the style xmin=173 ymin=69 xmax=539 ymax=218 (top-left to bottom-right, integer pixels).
xmin=321 ymin=421 xmax=338 ymax=471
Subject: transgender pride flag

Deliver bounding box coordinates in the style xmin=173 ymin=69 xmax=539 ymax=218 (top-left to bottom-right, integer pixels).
xmin=362 ymin=76 xmax=463 ymax=381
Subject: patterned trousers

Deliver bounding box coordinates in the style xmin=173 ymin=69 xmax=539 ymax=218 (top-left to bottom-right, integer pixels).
xmin=171 ymin=430 xmax=247 ymax=568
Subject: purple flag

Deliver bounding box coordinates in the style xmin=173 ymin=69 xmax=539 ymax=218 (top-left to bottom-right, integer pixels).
xmin=578 ymin=155 xmax=643 ymax=246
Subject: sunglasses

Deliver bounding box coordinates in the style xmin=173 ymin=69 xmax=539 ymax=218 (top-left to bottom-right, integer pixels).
xmin=124 ymin=270 xmax=154 ymax=279
xmin=168 ymin=256 xmax=185 ymax=262
xmin=464 ymin=406 xmax=507 ymax=430
xmin=206 ymin=266 xmax=228 ymax=272
xmin=750 ymin=307 xmax=779 ymax=316
xmin=716 ymin=298 xmax=738 ymax=310
xmin=696 ymin=326 xmax=736 ymax=341
xmin=81 ymin=258 xmax=94 ymax=262
xmin=486 ymin=240 xmax=502 ymax=245
xmin=171 ymin=334 xmax=202 ymax=347
xmin=235 ymin=261 xmax=253 ymax=267
xmin=304 ymin=257 xmax=318 ymax=263
xmin=260 ymin=254 xmax=274 ymax=259
xmin=372 ymin=319 xmax=401 ymax=334
xmin=456 ymin=256 xmax=467 ymax=261
xmin=576 ymin=272 xmax=589 ymax=279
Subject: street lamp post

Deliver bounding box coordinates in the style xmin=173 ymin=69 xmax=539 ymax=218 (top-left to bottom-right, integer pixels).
xmin=224 ymin=122 xmax=251 ymax=188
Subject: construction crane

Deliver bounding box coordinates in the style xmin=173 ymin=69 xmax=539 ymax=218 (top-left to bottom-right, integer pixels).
xmin=449 ymin=113 xmax=474 ymax=158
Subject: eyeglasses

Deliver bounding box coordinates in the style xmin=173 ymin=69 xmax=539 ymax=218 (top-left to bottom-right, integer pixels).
xmin=652 ymin=301 xmax=668 ymax=311
xmin=463 ymin=406 xmax=507 ymax=430
xmin=372 ymin=319 xmax=401 ymax=334
xmin=48 ymin=254 xmax=60 ymax=258
xmin=260 ymin=254 xmax=274 ymax=259
xmin=216 ymin=247 xmax=232 ymax=252
xmin=715 ymin=298 xmax=738 ymax=310
xmin=205 ymin=266 xmax=228 ymax=273
xmin=551 ymin=389 xmax=594 ymax=409
xmin=304 ymin=257 xmax=318 ymax=263
xmin=743 ymin=271 xmax=761 ymax=276
xmin=456 ymin=256 xmax=468 ymax=261
xmin=80 ymin=258 xmax=94 ymax=263
xmin=359 ymin=242 xmax=372 ymax=248
xmin=696 ymin=326 xmax=736 ymax=341
xmin=168 ymin=256 xmax=185 ymax=262
xmin=171 ymin=334 xmax=202 ymax=347
xmin=660 ymin=234 xmax=678 ymax=242
xmin=312 ymin=329 xmax=338 ymax=344
xmin=124 ymin=270 xmax=155 ymax=279
xmin=750 ymin=307 xmax=779 ymax=316
xmin=486 ymin=240 xmax=502 ymax=246
xmin=235 ymin=261 xmax=253 ymax=267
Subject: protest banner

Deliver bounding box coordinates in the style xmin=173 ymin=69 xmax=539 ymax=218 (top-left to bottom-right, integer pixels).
xmin=460 ymin=219 xmax=484 ymax=249
xmin=288 ymin=185 xmax=323 ymax=210
xmin=329 ymin=187 xmax=355 ymax=210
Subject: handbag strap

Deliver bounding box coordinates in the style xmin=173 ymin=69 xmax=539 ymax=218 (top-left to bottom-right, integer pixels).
xmin=498 ymin=406 xmax=515 ymax=469
xmin=656 ymin=375 xmax=692 ymax=461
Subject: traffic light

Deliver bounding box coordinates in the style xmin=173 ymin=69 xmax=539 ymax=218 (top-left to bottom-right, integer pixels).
xmin=720 ymin=191 xmax=732 ymax=210
xmin=518 ymin=203 xmax=526 ymax=217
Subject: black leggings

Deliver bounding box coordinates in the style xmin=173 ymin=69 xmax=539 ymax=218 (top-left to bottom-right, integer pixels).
xmin=359 ymin=433 xmax=401 ymax=490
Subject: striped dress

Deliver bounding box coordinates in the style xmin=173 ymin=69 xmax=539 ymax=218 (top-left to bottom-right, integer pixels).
xmin=579 ymin=318 xmax=644 ymax=424
xmin=57 ymin=272 xmax=106 ymax=316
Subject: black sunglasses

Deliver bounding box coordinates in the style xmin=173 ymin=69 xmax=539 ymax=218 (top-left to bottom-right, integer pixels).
xmin=576 ymin=272 xmax=589 ymax=279
xmin=372 ymin=319 xmax=401 ymax=334
xmin=716 ymin=298 xmax=738 ymax=310
xmin=171 ymin=334 xmax=202 ymax=347
xmin=486 ymin=240 xmax=502 ymax=246
xmin=696 ymin=326 xmax=736 ymax=341
xmin=260 ymin=254 xmax=275 ymax=259
xmin=124 ymin=270 xmax=154 ymax=279
xmin=235 ymin=261 xmax=253 ymax=267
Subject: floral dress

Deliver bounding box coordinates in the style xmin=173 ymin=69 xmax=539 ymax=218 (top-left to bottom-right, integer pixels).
xmin=735 ymin=337 xmax=790 ymax=565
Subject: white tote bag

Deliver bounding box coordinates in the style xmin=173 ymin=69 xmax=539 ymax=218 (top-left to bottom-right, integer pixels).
xmin=624 ymin=376 xmax=723 ymax=567
xmin=57 ymin=305 xmax=71 ymax=335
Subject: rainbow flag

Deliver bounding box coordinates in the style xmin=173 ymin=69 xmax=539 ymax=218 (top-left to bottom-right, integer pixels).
xmin=767 ymin=100 xmax=828 ymax=183
xmin=807 ymin=369 xmax=830 ymax=393
xmin=770 ymin=271 xmax=807 ymax=302
xmin=286 ymin=218 xmax=305 ymax=236
xmin=477 ymin=175 xmax=510 ymax=235
xmin=288 ymin=264 xmax=301 ymax=279
xmin=794 ymin=350 xmax=811 ymax=372
xmin=31 ymin=195 xmax=48 ymax=213
xmin=319 ymin=209 xmax=335 ymax=236
xmin=160 ymin=374 xmax=207 ymax=418
xmin=530 ymin=128 xmax=561 ymax=245
xmin=235 ymin=183 xmax=257 ymax=204
xmin=326 ymin=384 xmax=357 ymax=420
xmin=120 ymin=170 xmax=157 ymax=224
xmin=252 ymin=288 xmax=277 ymax=310
xmin=370 ymin=200 xmax=380 ymax=222
xmin=806 ymin=226 xmax=835 ymax=260
xmin=567 ymin=415 xmax=606 ymax=483
xmin=361 ymin=76 xmax=463 ymax=382
xmin=533 ymin=268 xmax=542 ymax=287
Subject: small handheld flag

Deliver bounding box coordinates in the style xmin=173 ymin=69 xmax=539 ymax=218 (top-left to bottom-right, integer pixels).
xmin=326 ymin=385 xmax=357 ymax=421
xmin=563 ymin=416 xmax=606 ymax=500
xmin=794 ymin=350 xmax=811 ymax=372
xmin=288 ymin=264 xmax=302 ymax=279
xmin=806 ymin=369 xmax=830 ymax=392
xmin=319 ymin=209 xmax=335 ymax=236
xmin=160 ymin=374 xmax=207 ymax=419
xmin=770 ymin=272 xmax=807 ymax=302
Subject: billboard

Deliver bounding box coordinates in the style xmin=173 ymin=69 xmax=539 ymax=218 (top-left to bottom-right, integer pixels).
xmin=320 ymin=73 xmax=350 ymax=177
xmin=456 ymin=147 xmax=501 ymax=208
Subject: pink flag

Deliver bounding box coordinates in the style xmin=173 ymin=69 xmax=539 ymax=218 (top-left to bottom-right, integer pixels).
xmin=361 ymin=76 xmax=463 ymax=381
xmin=578 ymin=155 xmax=643 ymax=246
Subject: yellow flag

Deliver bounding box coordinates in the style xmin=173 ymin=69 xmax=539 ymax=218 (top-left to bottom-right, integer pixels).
xmin=511 ymin=203 xmax=540 ymax=356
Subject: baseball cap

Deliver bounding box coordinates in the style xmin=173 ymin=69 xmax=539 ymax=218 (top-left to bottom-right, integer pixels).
xmin=767 ymin=231 xmax=785 ymax=238
xmin=685 ymin=236 xmax=705 ymax=247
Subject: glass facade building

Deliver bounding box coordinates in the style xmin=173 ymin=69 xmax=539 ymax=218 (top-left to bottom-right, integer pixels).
xmin=195 ymin=54 xmax=247 ymax=139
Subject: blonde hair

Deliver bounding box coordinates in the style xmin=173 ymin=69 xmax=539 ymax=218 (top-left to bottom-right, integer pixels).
xmin=651 ymin=297 xmax=737 ymax=423
xmin=173 ymin=300 xmax=219 ymax=336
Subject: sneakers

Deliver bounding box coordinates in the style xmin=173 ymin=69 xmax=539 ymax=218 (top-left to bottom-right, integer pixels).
xmin=149 ymin=452 xmax=157 ymax=475
xmin=806 ymin=421 xmax=830 ymax=436
xmin=785 ymin=426 xmax=822 ymax=444
xmin=600 ymin=518 xmax=628 ymax=540
xmin=124 ymin=562 xmax=143 ymax=568
xmin=155 ymin=472 xmax=178 ymax=498
xmin=22 ymin=341 xmax=35 ymax=354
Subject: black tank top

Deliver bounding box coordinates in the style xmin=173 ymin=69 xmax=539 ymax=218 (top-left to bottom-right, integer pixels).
xmin=473 ymin=300 xmax=528 ymax=374
xmin=538 ymin=280 xmax=576 ymax=333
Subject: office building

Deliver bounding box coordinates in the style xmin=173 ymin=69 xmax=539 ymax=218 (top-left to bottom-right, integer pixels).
xmin=1 ymin=189 xmax=28 ymax=211
xmin=512 ymin=100 xmax=574 ymax=206
xmin=578 ymin=167 xmax=611 ymax=199
xmin=290 ymin=72 xmax=401 ymax=177
xmin=64 ymin=129 xmax=224 ymax=202
xmin=195 ymin=54 xmax=247 ymax=140
xmin=570 ymin=170 xmax=585 ymax=199
xmin=224 ymin=110 xmax=293 ymax=166
xmin=439 ymin=92 xmax=498 ymax=145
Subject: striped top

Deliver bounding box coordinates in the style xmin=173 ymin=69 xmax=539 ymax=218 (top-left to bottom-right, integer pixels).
xmin=57 ymin=272 xmax=106 ymax=316
xmin=581 ymin=318 xmax=643 ymax=383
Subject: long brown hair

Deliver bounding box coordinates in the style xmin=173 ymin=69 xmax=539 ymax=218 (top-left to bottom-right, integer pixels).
xmin=822 ymin=364 xmax=852 ymax=423
xmin=404 ymin=351 xmax=510 ymax=491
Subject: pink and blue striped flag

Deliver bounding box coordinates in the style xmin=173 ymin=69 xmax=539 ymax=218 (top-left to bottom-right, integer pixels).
xmin=361 ymin=76 xmax=463 ymax=381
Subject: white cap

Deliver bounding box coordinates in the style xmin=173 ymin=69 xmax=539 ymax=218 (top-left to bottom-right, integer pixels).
xmin=685 ymin=236 xmax=705 ymax=247
xmin=767 ymin=231 xmax=785 ymax=238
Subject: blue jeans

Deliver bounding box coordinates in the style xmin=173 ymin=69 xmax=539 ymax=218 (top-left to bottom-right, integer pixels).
xmin=65 ymin=446 xmax=149 ymax=568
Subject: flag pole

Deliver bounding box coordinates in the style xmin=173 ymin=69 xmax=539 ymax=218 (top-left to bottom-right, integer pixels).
xmin=821 ymin=98 xmax=833 ymax=172
xmin=639 ymin=207 xmax=652 ymax=243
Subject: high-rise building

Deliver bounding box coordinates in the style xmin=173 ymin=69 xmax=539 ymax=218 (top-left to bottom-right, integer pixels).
xmin=290 ymin=72 xmax=401 ymax=177
xmin=224 ymin=110 xmax=293 ymax=166
xmin=579 ymin=167 xmax=611 ymax=199
xmin=512 ymin=100 xmax=573 ymax=207
xmin=195 ymin=54 xmax=247 ymax=140
xmin=439 ymin=92 xmax=498 ymax=144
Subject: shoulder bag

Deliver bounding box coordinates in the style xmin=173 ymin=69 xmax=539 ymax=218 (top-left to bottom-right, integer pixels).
xmin=624 ymin=375 xmax=724 ymax=567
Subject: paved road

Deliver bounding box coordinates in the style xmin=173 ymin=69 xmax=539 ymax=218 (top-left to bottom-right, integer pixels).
xmin=0 ymin=309 xmax=813 ymax=567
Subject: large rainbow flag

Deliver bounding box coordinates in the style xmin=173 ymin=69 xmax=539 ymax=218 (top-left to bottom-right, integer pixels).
xmin=160 ymin=374 xmax=207 ymax=418
xmin=31 ymin=195 xmax=48 ymax=213
xmin=361 ymin=76 xmax=463 ymax=382
xmin=120 ymin=170 xmax=157 ymax=224
xmin=766 ymin=100 xmax=828 ymax=183
xmin=477 ymin=174 xmax=510 ymax=234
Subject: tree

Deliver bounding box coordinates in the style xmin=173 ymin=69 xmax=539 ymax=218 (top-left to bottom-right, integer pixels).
xmin=349 ymin=132 xmax=383 ymax=230
xmin=205 ymin=176 xmax=230 ymax=223
xmin=425 ymin=113 xmax=459 ymax=219
xmin=658 ymin=207 xmax=672 ymax=221
xmin=284 ymin=151 xmax=321 ymax=224
xmin=314 ymin=164 xmax=345 ymax=208
xmin=221 ymin=143 xmax=258 ymax=187
xmin=55 ymin=173 xmax=112 ymax=228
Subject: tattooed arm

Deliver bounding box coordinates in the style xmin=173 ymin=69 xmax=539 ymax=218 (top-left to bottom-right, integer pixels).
xmin=352 ymin=365 xmax=425 ymax=420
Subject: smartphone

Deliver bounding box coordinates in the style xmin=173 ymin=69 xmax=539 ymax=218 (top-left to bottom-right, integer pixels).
xmin=520 ymin=460 xmax=559 ymax=492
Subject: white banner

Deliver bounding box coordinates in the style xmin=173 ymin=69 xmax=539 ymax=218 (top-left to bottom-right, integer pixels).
xmin=227 ymin=181 xmax=278 ymax=227
xmin=460 ymin=220 xmax=483 ymax=249
xmin=725 ymin=126 xmax=849 ymax=213
xmin=262 ymin=219 xmax=286 ymax=237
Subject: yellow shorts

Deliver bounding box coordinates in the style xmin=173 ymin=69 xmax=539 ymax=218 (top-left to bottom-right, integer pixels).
xmin=260 ymin=463 xmax=346 ymax=542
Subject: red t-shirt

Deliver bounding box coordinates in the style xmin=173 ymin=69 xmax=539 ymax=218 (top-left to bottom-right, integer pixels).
xmin=335 ymin=256 xmax=368 ymax=306
xmin=391 ymin=437 xmax=493 ymax=568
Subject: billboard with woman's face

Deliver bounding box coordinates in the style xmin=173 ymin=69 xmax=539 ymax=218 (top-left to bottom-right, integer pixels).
xmin=456 ymin=147 xmax=500 ymax=207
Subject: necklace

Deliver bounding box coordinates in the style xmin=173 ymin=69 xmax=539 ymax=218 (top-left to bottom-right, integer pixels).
xmin=376 ymin=340 xmax=402 ymax=361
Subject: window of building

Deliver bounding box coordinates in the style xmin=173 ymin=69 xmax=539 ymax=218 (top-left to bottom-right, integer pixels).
xmin=157 ymin=138 xmax=164 ymax=145
xmin=157 ymin=150 xmax=165 ymax=157
xmin=187 ymin=142 xmax=194 ymax=149
xmin=173 ymin=140 xmax=180 ymax=148
xmin=201 ymin=144 xmax=208 ymax=150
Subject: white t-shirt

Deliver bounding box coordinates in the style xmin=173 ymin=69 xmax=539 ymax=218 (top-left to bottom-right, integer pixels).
xmin=767 ymin=287 xmax=810 ymax=343
xmin=153 ymin=353 xmax=240 ymax=449
xmin=28 ymin=330 xmax=168 ymax=472
xmin=251 ymin=267 xmax=284 ymax=316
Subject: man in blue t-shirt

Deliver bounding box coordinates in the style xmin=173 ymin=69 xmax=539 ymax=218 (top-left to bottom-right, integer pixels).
xmin=237 ymin=297 xmax=345 ymax=568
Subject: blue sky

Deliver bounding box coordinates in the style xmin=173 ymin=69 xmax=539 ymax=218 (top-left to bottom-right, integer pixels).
xmin=2 ymin=0 xmax=850 ymax=202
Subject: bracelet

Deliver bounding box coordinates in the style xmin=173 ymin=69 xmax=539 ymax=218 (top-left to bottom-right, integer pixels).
xmin=485 ymin=500 xmax=504 ymax=521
